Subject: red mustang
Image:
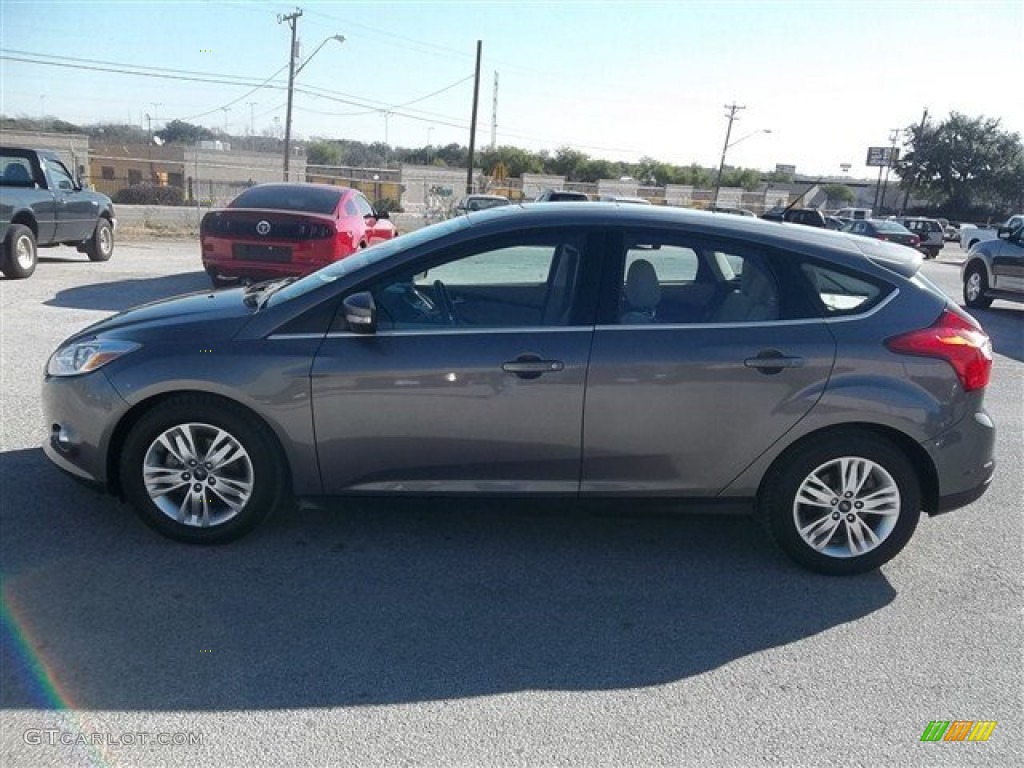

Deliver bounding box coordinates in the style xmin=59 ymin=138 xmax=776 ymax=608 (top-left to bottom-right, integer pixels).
xmin=201 ymin=183 xmax=397 ymax=286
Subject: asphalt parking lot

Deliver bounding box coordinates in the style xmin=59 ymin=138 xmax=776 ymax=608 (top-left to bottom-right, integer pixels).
xmin=1 ymin=237 xmax=1021 ymax=768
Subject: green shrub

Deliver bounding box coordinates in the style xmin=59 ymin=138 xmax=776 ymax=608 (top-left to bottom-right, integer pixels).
xmin=113 ymin=184 xmax=185 ymax=206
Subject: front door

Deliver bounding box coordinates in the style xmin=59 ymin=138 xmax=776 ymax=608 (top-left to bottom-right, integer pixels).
xmin=311 ymin=230 xmax=599 ymax=494
xmin=991 ymin=222 xmax=1024 ymax=293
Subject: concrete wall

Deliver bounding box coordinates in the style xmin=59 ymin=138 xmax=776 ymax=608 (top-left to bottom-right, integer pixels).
xmin=521 ymin=173 xmax=566 ymax=200
xmin=0 ymin=130 xmax=90 ymax=176
xmin=400 ymin=165 xmax=472 ymax=213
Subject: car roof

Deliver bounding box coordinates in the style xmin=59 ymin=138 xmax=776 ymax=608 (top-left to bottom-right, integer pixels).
xmin=463 ymin=202 xmax=922 ymax=276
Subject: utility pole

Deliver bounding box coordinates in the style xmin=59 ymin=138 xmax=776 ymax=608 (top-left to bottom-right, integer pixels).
xmin=279 ymin=7 xmax=303 ymax=181
xmin=879 ymin=127 xmax=900 ymax=214
xmin=466 ymin=40 xmax=482 ymax=194
xmin=490 ymin=71 xmax=499 ymax=149
xmin=713 ymin=103 xmax=745 ymax=206
xmin=901 ymin=107 xmax=929 ymax=214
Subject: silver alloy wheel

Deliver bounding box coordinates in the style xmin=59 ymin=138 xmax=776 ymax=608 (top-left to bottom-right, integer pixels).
xmin=142 ymin=422 xmax=254 ymax=528
xmin=15 ymin=234 xmax=34 ymax=270
xmin=792 ymin=457 xmax=900 ymax=558
xmin=965 ymin=271 xmax=982 ymax=302
xmin=99 ymin=223 xmax=112 ymax=255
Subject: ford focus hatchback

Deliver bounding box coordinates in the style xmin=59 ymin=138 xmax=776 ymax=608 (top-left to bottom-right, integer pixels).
xmin=43 ymin=205 xmax=995 ymax=575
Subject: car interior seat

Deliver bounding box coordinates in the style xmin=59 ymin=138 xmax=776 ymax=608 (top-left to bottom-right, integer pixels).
xmin=708 ymin=260 xmax=779 ymax=323
xmin=542 ymin=243 xmax=581 ymax=325
xmin=620 ymin=258 xmax=661 ymax=324
xmin=3 ymin=162 xmax=32 ymax=184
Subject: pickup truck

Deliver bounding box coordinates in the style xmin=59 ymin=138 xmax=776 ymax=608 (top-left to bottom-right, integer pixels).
xmin=962 ymin=217 xmax=1024 ymax=309
xmin=960 ymin=214 xmax=1024 ymax=251
xmin=0 ymin=147 xmax=116 ymax=279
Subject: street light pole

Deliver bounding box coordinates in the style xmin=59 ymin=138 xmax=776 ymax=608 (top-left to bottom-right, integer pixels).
xmin=713 ymin=125 xmax=772 ymax=207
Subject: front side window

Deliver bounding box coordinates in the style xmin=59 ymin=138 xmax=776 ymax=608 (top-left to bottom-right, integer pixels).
xmin=365 ymin=233 xmax=588 ymax=331
xmin=45 ymin=159 xmax=75 ymax=191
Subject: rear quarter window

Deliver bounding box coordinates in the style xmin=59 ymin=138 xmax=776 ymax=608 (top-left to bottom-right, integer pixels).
xmin=801 ymin=262 xmax=890 ymax=315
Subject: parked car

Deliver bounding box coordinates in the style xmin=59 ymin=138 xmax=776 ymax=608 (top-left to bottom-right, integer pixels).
xmin=834 ymin=207 xmax=872 ymax=221
xmin=452 ymin=194 xmax=511 ymax=215
xmin=761 ymin=207 xmax=827 ymax=228
xmin=825 ymin=216 xmax=847 ymax=231
xmin=534 ymin=189 xmax=589 ymax=202
xmin=708 ymin=205 xmax=756 ymax=217
xmin=944 ymin=222 xmax=961 ymax=242
xmin=200 ymin=183 xmax=397 ymax=287
xmin=962 ymin=217 xmax=1024 ymax=308
xmin=43 ymin=205 xmax=995 ymax=575
xmin=1 ymin=146 xmax=116 ymax=278
xmin=598 ymin=195 xmax=652 ymax=205
xmin=960 ymin=215 xmax=1024 ymax=251
xmin=842 ymin=218 xmax=921 ymax=249
xmin=895 ymin=216 xmax=944 ymax=259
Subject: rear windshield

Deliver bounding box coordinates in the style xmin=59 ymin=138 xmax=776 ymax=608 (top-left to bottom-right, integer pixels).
xmin=230 ymin=185 xmax=342 ymax=214
xmin=874 ymin=221 xmax=911 ymax=233
xmin=548 ymin=192 xmax=588 ymax=201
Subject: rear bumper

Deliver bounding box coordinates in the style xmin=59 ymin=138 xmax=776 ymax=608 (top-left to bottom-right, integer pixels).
xmin=202 ymin=257 xmax=316 ymax=281
xmin=921 ymin=408 xmax=996 ymax=516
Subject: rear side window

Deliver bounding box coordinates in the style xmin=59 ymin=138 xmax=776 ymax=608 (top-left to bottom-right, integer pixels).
xmin=1 ymin=155 xmax=35 ymax=186
xmin=801 ymin=262 xmax=888 ymax=315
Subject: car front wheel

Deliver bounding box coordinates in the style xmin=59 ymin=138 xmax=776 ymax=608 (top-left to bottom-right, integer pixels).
xmin=963 ymin=264 xmax=993 ymax=309
xmin=120 ymin=395 xmax=286 ymax=543
xmin=761 ymin=432 xmax=921 ymax=575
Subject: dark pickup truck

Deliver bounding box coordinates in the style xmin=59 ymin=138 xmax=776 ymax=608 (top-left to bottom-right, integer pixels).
xmin=0 ymin=147 xmax=116 ymax=278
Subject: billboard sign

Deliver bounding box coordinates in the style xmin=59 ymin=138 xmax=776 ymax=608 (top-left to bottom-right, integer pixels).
xmin=866 ymin=147 xmax=900 ymax=167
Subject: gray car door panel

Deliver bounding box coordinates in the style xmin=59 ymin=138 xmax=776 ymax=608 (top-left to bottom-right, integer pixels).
xmin=311 ymin=329 xmax=592 ymax=493
xmin=581 ymin=321 xmax=836 ymax=495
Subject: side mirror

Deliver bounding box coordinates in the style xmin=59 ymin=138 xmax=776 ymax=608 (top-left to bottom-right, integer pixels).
xmin=343 ymin=291 xmax=377 ymax=334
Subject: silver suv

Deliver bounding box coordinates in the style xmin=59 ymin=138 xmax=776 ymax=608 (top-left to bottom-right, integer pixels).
xmin=896 ymin=217 xmax=945 ymax=259
xmin=963 ymin=218 xmax=1024 ymax=308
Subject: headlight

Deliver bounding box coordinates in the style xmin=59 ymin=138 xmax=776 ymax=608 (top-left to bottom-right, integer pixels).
xmin=47 ymin=338 xmax=140 ymax=377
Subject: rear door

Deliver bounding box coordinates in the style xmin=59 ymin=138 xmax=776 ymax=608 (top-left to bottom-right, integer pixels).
xmin=581 ymin=228 xmax=836 ymax=496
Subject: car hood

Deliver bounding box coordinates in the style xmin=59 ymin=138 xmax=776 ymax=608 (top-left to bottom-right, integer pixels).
xmin=70 ymin=288 xmax=256 ymax=343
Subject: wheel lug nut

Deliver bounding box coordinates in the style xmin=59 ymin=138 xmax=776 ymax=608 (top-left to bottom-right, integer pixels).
xmin=193 ymin=483 xmax=202 ymax=492
xmin=847 ymin=514 xmax=855 ymax=522
xmin=832 ymin=512 xmax=840 ymax=520
xmin=831 ymin=498 xmax=838 ymax=505
xmin=189 ymin=460 xmax=196 ymax=466
xmin=182 ymin=472 xmax=190 ymax=480
xmin=209 ymin=477 xmax=216 ymax=485
xmin=844 ymin=492 xmax=853 ymax=498
xmin=205 ymin=462 xmax=212 ymax=469
xmin=854 ymin=501 xmax=864 ymax=509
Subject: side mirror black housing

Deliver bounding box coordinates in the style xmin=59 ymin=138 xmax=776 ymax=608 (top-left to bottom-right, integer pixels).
xmin=343 ymin=292 xmax=377 ymax=334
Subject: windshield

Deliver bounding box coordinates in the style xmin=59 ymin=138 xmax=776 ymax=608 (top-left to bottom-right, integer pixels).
xmin=266 ymin=216 xmax=469 ymax=306
xmin=229 ymin=184 xmax=342 ymax=214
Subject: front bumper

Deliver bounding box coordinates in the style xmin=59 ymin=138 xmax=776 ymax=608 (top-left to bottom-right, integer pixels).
xmin=42 ymin=369 xmax=130 ymax=490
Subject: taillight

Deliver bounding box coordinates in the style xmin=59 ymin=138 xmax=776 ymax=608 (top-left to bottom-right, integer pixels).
xmin=885 ymin=308 xmax=992 ymax=391
xmin=878 ymin=235 xmax=889 ymax=241
xmin=910 ymin=235 xmax=920 ymax=246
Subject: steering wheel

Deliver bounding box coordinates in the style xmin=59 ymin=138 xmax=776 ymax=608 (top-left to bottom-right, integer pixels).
xmin=433 ymin=279 xmax=457 ymax=324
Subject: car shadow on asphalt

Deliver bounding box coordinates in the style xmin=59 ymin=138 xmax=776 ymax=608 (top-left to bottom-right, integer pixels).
xmin=969 ymin=305 xmax=1024 ymax=363
xmin=0 ymin=446 xmax=897 ymax=712
xmin=43 ymin=272 xmax=211 ymax=312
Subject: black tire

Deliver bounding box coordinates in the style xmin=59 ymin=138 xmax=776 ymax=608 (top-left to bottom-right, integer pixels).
xmin=85 ymin=218 xmax=114 ymax=262
xmin=120 ymin=395 xmax=287 ymax=544
xmin=2 ymin=224 xmax=38 ymax=279
xmin=760 ymin=431 xmax=921 ymax=576
xmin=963 ymin=264 xmax=993 ymax=309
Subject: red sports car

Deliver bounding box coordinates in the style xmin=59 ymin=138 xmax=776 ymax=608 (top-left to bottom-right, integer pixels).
xmin=201 ymin=183 xmax=397 ymax=286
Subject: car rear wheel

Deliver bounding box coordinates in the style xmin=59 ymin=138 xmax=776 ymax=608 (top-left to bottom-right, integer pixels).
xmin=85 ymin=218 xmax=114 ymax=262
xmin=963 ymin=264 xmax=993 ymax=309
xmin=2 ymin=224 xmax=38 ymax=279
xmin=120 ymin=395 xmax=286 ymax=543
xmin=761 ymin=432 xmax=921 ymax=575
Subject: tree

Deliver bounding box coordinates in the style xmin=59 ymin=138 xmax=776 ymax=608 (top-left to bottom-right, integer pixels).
xmin=897 ymin=112 xmax=1024 ymax=218
xmin=822 ymin=183 xmax=855 ymax=206
xmin=306 ymin=140 xmax=344 ymax=166
xmin=156 ymin=119 xmax=215 ymax=145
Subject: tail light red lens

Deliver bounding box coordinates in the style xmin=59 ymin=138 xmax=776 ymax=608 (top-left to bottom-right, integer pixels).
xmin=911 ymin=235 xmax=920 ymax=246
xmin=885 ymin=308 xmax=993 ymax=391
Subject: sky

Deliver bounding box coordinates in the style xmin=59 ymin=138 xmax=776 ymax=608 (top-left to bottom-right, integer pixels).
xmin=1 ymin=0 xmax=1022 ymax=177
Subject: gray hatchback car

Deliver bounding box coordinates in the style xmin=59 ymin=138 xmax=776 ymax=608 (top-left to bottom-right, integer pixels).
xmin=43 ymin=205 xmax=996 ymax=575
